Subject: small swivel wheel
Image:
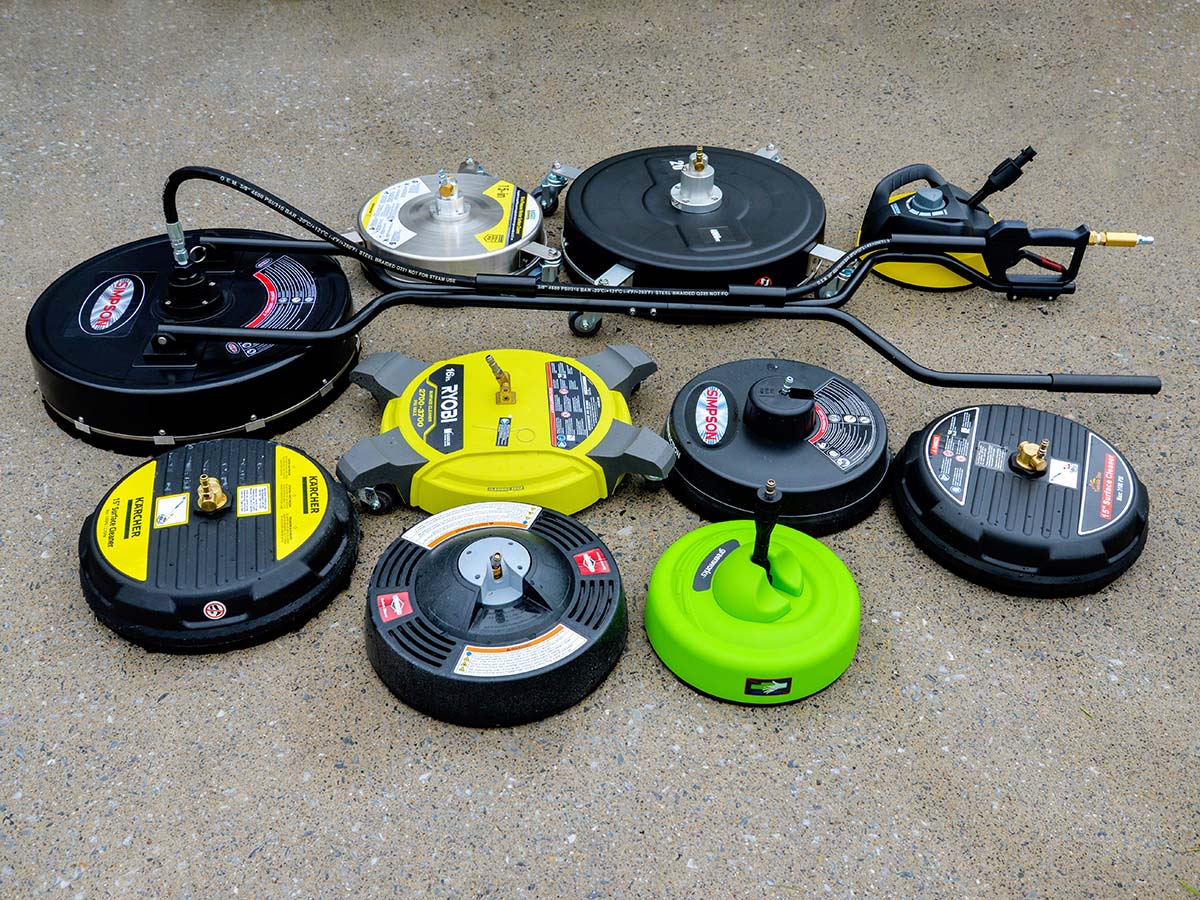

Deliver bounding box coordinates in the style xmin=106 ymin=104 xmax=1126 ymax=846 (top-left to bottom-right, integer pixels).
xmin=568 ymin=311 xmax=603 ymax=337
xmin=355 ymin=484 xmax=400 ymax=515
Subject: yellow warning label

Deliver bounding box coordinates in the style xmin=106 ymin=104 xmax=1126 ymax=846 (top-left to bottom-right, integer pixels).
xmin=361 ymin=191 xmax=381 ymax=229
xmin=96 ymin=460 xmax=156 ymax=582
xmin=274 ymin=446 xmax=326 ymax=560
xmin=475 ymin=180 xmax=517 ymax=251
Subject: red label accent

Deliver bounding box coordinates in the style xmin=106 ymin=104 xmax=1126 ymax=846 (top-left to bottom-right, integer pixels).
xmin=754 ymin=276 xmax=773 ymax=287
xmin=929 ymin=434 xmax=942 ymax=455
xmin=807 ymin=403 xmax=829 ymax=444
xmin=203 ymin=601 xmax=227 ymax=620
xmin=248 ymin=271 xmax=279 ymax=328
xmin=377 ymin=592 xmax=412 ymax=623
xmin=573 ymin=549 xmax=611 ymax=576
xmin=1100 ymin=453 xmax=1116 ymax=521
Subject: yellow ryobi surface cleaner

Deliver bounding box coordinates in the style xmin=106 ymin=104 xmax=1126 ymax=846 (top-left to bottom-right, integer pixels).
xmin=336 ymin=345 xmax=675 ymax=515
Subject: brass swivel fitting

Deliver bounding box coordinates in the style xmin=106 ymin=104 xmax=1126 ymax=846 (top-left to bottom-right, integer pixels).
xmin=486 ymin=354 xmax=516 ymax=404
xmin=197 ymin=474 xmax=229 ymax=513
xmin=1013 ymin=439 xmax=1050 ymax=474
xmin=1088 ymin=231 xmax=1153 ymax=247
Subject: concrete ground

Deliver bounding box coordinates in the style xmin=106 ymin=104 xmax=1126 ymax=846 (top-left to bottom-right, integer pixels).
xmin=1 ymin=1 xmax=1197 ymax=897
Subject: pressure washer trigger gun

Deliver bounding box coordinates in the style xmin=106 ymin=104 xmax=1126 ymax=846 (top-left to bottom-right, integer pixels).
xmin=857 ymin=145 xmax=1153 ymax=299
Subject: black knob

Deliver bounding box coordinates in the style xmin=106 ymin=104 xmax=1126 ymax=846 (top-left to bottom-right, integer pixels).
xmin=911 ymin=188 xmax=946 ymax=212
xmin=744 ymin=375 xmax=818 ymax=441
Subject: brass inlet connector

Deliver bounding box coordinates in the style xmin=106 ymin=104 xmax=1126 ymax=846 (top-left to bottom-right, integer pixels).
xmin=1013 ymin=439 xmax=1050 ymax=475
xmin=693 ymin=145 xmax=706 ymax=172
xmin=1088 ymin=231 xmax=1153 ymax=247
xmin=490 ymin=552 xmax=504 ymax=581
xmin=197 ymin=474 xmax=228 ymax=513
xmin=486 ymin=353 xmax=515 ymax=404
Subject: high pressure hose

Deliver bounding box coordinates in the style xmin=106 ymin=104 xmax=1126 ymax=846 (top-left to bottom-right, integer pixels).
xmin=156 ymin=166 xmax=1161 ymax=395
xmin=160 ymin=165 xmax=888 ymax=305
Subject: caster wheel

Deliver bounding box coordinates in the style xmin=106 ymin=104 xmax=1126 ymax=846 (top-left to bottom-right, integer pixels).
xmin=568 ymin=311 xmax=603 ymax=337
xmin=355 ymin=484 xmax=400 ymax=514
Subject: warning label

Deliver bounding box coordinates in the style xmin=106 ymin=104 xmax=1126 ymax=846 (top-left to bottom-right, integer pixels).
xmin=974 ymin=440 xmax=1009 ymax=472
xmin=546 ymin=361 xmax=602 ymax=449
xmin=410 ymin=364 xmax=464 ymax=454
xmin=454 ymin=624 xmax=587 ymax=678
xmin=1048 ymin=458 xmax=1079 ymax=490
xmin=227 ymin=256 xmax=319 ymax=357
xmin=361 ymin=178 xmax=430 ymax=248
xmin=402 ymin=503 xmax=541 ymax=549
xmin=925 ymin=407 xmax=980 ymax=506
xmin=573 ymin=548 xmax=611 ymax=576
xmin=153 ymin=493 xmax=190 ymax=529
xmin=377 ymin=591 xmax=413 ymax=623
xmin=474 ymin=180 xmax=533 ymax=251
xmin=237 ymin=483 xmax=271 ymax=517
xmin=807 ymin=378 xmax=877 ymax=471
xmin=1078 ymin=433 xmax=1135 ymax=535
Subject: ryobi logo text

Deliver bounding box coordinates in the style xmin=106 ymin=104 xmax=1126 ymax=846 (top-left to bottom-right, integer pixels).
xmin=439 ymin=367 xmax=460 ymax=426
xmin=693 ymin=385 xmax=729 ymax=445
xmin=79 ymin=274 xmax=145 ymax=335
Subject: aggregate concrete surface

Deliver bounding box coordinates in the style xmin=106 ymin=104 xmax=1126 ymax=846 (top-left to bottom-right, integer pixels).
xmin=1 ymin=1 xmax=1197 ymax=897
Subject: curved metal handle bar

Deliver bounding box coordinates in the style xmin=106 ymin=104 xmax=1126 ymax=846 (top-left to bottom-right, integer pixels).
xmin=158 ymin=289 xmax=1161 ymax=395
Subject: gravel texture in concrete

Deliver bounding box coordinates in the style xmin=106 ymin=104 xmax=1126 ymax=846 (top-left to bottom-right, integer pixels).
xmin=1 ymin=1 xmax=1197 ymax=897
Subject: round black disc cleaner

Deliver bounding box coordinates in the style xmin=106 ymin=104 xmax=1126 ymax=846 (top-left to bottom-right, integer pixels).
xmin=365 ymin=502 xmax=626 ymax=726
xmin=26 ymin=229 xmax=357 ymax=451
xmin=79 ymin=438 xmax=359 ymax=652
xmin=892 ymin=405 xmax=1149 ymax=596
xmin=562 ymin=145 xmax=826 ymax=289
xmin=665 ymin=359 xmax=889 ymax=534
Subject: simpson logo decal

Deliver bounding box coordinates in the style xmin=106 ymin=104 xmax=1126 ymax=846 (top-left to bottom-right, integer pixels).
xmin=79 ymin=275 xmax=145 ymax=334
xmin=694 ymin=385 xmax=729 ymax=445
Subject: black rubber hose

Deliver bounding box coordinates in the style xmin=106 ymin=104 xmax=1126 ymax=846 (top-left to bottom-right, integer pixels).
xmin=163 ymin=166 xmax=472 ymax=286
xmin=160 ymin=165 xmax=891 ymax=303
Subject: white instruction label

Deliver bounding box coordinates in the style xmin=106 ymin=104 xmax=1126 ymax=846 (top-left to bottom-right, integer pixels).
xmin=237 ymin=483 xmax=271 ymax=517
xmin=153 ymin=493 xmax=190 ymax=528
xmin=402 ymin=502 xmax=542 ymax=549
xmin=362 ymin=178 xmax=430 ymax=248
xmin=1047 ymin=458 xmax=1079 ymax=490
xmin=453 ymin=624 xmax=587 ymax=678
